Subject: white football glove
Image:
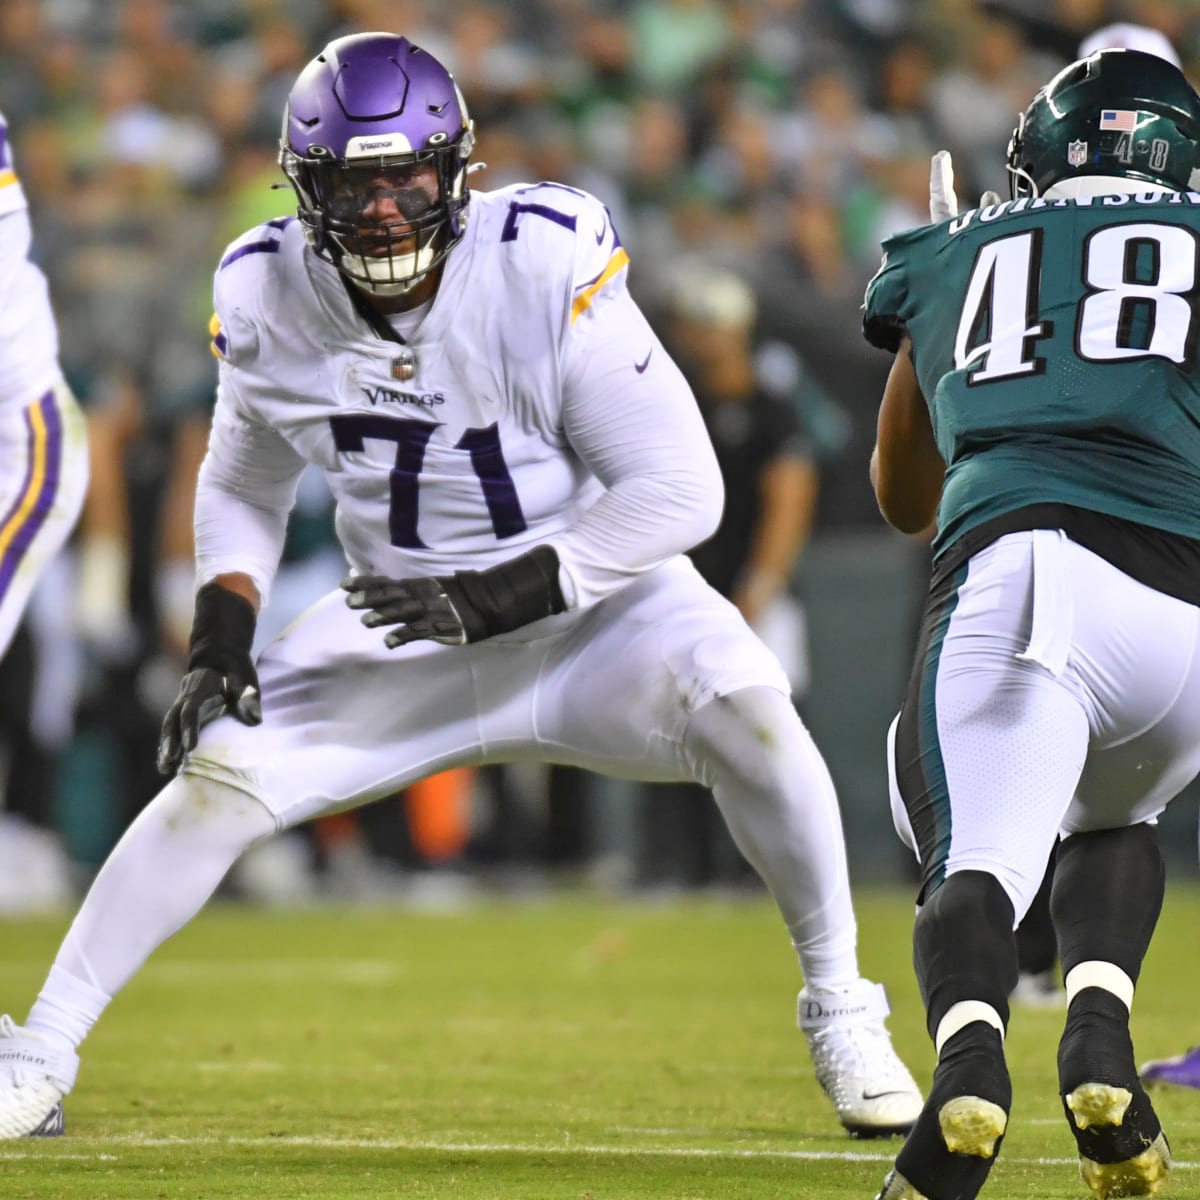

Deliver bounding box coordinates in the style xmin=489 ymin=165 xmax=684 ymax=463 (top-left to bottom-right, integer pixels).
xmin=929 ymin=150 xmax=1002 ymax=223
xmin=74 ymin=535 xmax=138 ymax=662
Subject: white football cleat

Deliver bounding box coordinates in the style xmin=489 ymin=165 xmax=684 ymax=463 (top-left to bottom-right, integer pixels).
xmin=799 ymin=979 xmax=923 ymax=1137
xmin=0 ymin=1015 xmax=78 ymax=1138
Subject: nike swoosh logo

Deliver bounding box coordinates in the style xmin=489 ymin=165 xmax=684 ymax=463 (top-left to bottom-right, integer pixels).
xmin=862 ymin=1089 xmax=910 ymax=1101
xmin=635 ymin=349 xmax=653 ymax=373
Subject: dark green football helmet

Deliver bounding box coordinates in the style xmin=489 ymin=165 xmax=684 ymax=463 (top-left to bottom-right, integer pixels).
xmin=1006 ymin=48 xmax=1200 ymax=198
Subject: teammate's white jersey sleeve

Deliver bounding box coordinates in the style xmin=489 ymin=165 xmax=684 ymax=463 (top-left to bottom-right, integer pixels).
xmin=0 ymin=111 xmax=64 ymax=413
xmin=0 ymin=113 xmax=27 ymax=219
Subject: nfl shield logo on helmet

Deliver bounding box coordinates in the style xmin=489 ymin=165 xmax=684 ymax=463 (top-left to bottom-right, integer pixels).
xmin=391 ymin=349 xmax=416 ymax=381
xmin=1067 ymin=140 xmax=1088 ymax=168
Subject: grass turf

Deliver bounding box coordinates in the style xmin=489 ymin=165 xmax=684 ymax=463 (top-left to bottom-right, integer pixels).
xmin=1 ymin=885 xmax=1198 ymax=1199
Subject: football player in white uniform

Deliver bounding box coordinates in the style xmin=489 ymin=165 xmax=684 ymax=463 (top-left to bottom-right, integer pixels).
xmin=0 ymin=112 xmax=88 ymax=661
xmin=0 ymin=34 xmax=919 ymax=1141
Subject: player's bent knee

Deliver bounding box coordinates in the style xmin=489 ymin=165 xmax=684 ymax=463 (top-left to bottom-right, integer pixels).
xmin=683 ymin=685 xmax=811 ymax=792
xmin=143 ymin=773 xmax=278 ymax=853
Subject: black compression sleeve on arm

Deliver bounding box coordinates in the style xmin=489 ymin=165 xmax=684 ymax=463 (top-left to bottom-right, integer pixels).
xmin=446 ymin=545 xmax=567 ymax=640
xmin=188 ymin=582 xmax=258 ymax=673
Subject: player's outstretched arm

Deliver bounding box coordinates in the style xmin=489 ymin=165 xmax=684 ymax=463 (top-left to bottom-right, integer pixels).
xmin=157 ymin=575 xmax=263 ymax=774
xmin=342 ymin=545 xmax=565 ymax=649
xmin=870 ymin=338 xmax=944 ymax=534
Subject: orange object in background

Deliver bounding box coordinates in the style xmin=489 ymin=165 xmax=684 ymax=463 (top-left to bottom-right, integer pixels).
xmin=406 ymin=767 xmax=474 ymax=862
xmin=313 ymin=809 xmax=358 ymax=852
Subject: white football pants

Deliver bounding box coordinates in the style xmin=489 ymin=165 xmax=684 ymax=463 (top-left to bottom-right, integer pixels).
xmin=889 ymin=529 xmax=1200 ymax=923
xmin=29 ymin=558 xmax=861 ymax=1048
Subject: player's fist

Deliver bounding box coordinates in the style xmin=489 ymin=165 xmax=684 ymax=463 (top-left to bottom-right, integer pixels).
xmin=157 ymin=666 xmax=262 ymax=775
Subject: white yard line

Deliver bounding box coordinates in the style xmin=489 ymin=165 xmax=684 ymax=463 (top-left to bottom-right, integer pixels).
xmin=0 ymin=1135 xmax=1194 ymax=1169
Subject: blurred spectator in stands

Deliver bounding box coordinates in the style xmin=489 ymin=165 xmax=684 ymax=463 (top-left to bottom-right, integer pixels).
xmin=610 ymin=95 xmax=696 ymax=279
xmin=777 ymin=63 xmax=897 ymax=199
xmin=444 ymin=3 xmax=546 ymax=124
xmin=926 ymin=11 xmax=1062 ymax=198
xmin=691 ymin=101 xmax=787 ymax=270
xmin=871 ymin=38 xmax=940 ymax=158
xmin=628 ymin=0 xmax=733 ymax=94
xmin=555 ymin=7 xmax=638 ymax=135
xmin=0 ymin=0 xmax=51 ymax=127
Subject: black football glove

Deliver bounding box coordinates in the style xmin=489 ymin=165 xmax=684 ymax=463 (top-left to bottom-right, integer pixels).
xmin=343 ymin=545 xmax=566 ymax=649
xmin=157 ymin=583 xmax=262 ymax=775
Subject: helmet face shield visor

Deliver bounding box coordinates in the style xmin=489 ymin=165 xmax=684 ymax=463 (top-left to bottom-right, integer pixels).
xmin=322 ymin=160 xmax=441 ymax=227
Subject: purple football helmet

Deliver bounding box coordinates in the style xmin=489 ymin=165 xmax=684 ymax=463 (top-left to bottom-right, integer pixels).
xmin=279 ymin=33 xmax=475 ymax=295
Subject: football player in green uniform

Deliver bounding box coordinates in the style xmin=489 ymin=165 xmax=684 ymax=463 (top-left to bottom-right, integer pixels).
xmin=866 ymin=48 xmax=1200 ymax=1200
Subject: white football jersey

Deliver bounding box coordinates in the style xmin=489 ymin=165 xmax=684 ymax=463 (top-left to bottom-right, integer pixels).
xmin=0 ymin=111 xmax=63 ymax=413
xmin=200 ymin=183 xmax=722 ymax=610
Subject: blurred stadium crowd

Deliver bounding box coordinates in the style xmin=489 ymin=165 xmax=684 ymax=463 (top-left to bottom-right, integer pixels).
xmin=0 ymin=0 xmax=1196 ymax=910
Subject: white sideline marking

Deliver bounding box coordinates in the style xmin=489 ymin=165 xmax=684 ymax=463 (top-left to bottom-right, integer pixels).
xmin=0 ymin=1153 xmax=119 ymax=1161
xmin=0 ymin=1136 xmax=1193 ymax=1169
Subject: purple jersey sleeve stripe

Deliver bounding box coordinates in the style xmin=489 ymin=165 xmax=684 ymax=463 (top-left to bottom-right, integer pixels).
xmin=219 ymin=240 xmax=282 ymax=270
xmin=0 ymin=391 xmax=63 ymax=599
xmin=265 ymin=217 xmax=295 ymax=230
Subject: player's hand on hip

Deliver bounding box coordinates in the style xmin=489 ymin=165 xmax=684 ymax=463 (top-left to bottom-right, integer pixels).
xmin=157 ymin=667 xmax=262 ymax=776
xmin=343 ymin=546 xmax=566 ymax=649
xmin=157 ymin=580 xmax=263 ymax=775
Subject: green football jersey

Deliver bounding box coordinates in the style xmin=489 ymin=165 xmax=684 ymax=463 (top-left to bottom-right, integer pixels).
xmin=863 ymin=193 xmax=1200 ymax=559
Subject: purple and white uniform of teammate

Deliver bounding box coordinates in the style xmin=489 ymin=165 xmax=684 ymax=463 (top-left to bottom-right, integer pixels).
xmin=0 ymin=111 xmax=87 ymax=658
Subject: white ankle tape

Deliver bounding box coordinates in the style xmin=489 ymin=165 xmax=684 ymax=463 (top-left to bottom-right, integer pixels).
xmin=1064 ymin=961 xmax=1134 ymax=1011
xmin=934 ymin=1001 xmax=1005 ymax=1056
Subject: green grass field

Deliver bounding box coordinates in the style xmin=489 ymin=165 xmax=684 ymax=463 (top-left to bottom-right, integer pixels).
xmin=1 ymin=885 xmax=1198 ymax=1199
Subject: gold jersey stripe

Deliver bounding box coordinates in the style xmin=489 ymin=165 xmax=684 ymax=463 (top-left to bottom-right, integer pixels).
xmin=570 ymin=248 xmax=630 ymax=324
